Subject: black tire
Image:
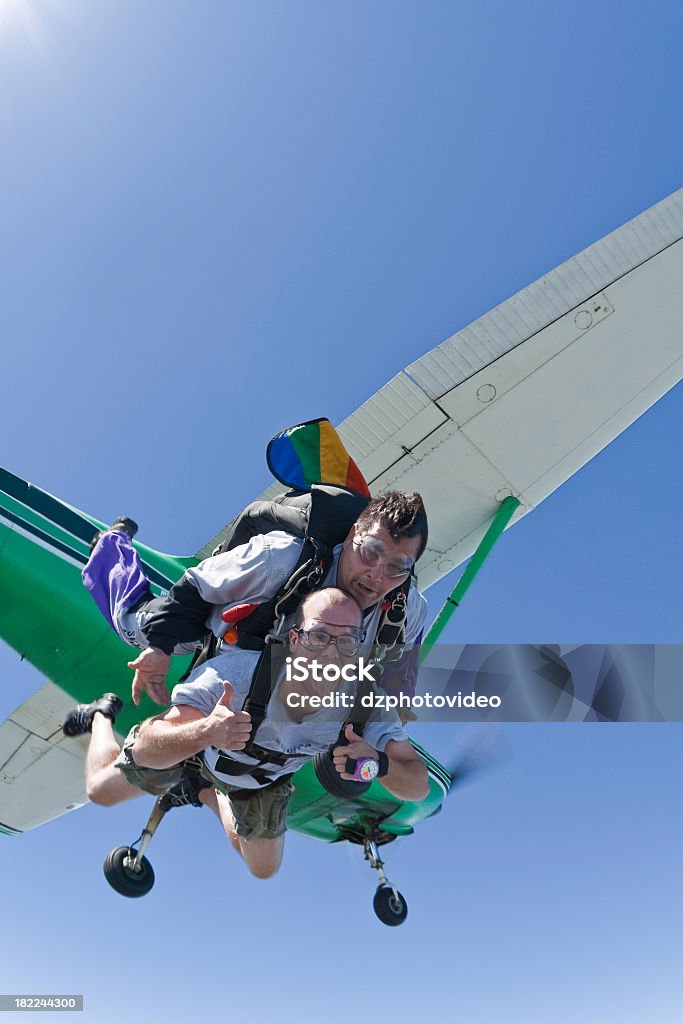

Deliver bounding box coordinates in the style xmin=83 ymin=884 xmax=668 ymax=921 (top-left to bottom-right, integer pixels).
xmin=103 ymin=846 xmax=155 ymax=898
xmin=373 ymin=885 xmax=408 ymax=926
xmin=313 ymin=750 xmax=371 ymax=798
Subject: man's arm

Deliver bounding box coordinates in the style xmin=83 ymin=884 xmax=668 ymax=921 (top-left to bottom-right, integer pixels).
xmin=126 ymin=575 xmax=215 ymax=706
xmin=141 ymin=576 xmax=214 ymax=654
xmin=132 ymin=681 xmax=251 ymax=769
xmin=130 ymin=534 xmax=303 ymax=705
xmin=380 ymin=737 xmax=429 ymax=800
xmin=332 ymin=726 xmax=429 ymax=801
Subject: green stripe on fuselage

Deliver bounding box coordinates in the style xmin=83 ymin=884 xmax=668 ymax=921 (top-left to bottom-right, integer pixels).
xmin=0 ymin=465 xmax=451 ymax=844
xmin=0 ymin=469 xmax=196 ymax=736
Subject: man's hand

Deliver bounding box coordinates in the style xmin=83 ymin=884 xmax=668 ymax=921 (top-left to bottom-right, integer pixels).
xmin=332 ymin=724 xmax=379 ymax=780
xmin=128 ymin=647 xmax=172 ymax=706
xmin=203 ymin=681 xmax=252 ymax=750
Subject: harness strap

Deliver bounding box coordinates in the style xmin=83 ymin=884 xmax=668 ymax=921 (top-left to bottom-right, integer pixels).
xmin=211 ymin=657 xmax=380 ymax=784
xmin=241 ymin=643 xmax=278 ymax=751
xmin=226 ymin=774 xmax=295 ymax=799
xmin=234 ymin=540 xmax=335 ymax=651
xmin=374 ymin=579 xmax=410 ymax=657
xmin=208 ymin=760 xmax=295 ymax=791
xmin=213 ymin=742 xmax=293 ymax=773
xmin=211 ymin=758 xmax=279 ymax=788
xmin=272 ymin=539 xmax=330 ymax=621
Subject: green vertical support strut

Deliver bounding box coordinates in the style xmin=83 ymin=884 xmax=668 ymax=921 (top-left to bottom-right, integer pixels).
xmin=420 ymin=495 xmax=521 ymax=661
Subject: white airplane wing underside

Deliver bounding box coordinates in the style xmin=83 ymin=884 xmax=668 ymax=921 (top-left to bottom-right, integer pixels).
xmin=198 ymin=189 xmax=683 ymax=590
xmin=0 ymin=682 xmax=97 ymax=834
xmin=4 ymin=193 xmax=682 ymax=836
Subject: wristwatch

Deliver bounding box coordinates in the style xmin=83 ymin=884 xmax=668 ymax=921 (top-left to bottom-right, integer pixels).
xmin=348 ymin=751 xmax=389 ymax=781
xmin=353 ymin=757 xmax=379 ymax=782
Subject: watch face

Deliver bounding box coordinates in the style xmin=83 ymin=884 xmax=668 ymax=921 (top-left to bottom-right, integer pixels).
xmin=358 ymin=758 xmax=379 ymax=781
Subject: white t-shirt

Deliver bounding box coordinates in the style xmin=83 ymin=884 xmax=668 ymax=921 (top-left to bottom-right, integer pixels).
xmin=171 ymin=645 xmax=408 ymax=789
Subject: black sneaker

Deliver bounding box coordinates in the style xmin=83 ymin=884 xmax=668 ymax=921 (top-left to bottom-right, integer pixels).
xmin=159 ymin=759 xmax=212 ymax=810
xmin=62 ymin=693 xmax=124 ymax=737
xmin=89 ymin=516 xmax=139 ymax=555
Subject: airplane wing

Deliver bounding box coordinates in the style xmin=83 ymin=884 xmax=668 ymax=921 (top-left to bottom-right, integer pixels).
xmin=196 ymin=187 xmax=683 ymax=590
xmin=3 ymin=189 xmax=681 ymax=836
xmin=0 ymin=681 xmax=120 ymax=834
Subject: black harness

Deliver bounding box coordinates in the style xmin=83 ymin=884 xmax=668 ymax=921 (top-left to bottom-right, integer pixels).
xmin=194 ymin=486 xmax=412 ymax=785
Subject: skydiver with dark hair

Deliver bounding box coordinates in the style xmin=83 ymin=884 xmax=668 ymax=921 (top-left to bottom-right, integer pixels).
xmin=83 ymin=491 xmax=429 ymax=715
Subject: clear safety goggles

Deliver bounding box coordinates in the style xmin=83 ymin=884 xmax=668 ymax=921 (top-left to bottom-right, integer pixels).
xmin=293 ymin=626 xmax=366 ymax=657
xmin=353 ymin=534 xmax=414 ymax=579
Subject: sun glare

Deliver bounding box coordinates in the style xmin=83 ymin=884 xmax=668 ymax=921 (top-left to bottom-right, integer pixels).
xmin=0 ymin=0 xmax=51 ymax=47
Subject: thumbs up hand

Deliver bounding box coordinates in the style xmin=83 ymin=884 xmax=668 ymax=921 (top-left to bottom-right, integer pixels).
xmin=217 ymin=680 xmax=235 ymax=708
xmin=205 ymin=680 xmax=252 ymax=750
xmin=332 ymin=724 xmax=379 ymax=779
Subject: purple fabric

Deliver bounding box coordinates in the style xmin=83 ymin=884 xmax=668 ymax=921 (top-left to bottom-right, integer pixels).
xmin=82 ymin=531 xmax=151 ymax=630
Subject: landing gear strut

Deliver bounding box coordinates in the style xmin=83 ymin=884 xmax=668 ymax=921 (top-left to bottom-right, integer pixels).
xmin=363 ymin=838 xmax=408 ymax=926
xmin=103 ymin=795 xmax=169 ymax=898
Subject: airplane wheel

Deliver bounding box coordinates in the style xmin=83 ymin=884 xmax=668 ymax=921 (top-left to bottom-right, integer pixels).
xmin=103 ymin=846 xmax=155 ymax=898
xmin=373 ymin=885 xmax=408 ymax=926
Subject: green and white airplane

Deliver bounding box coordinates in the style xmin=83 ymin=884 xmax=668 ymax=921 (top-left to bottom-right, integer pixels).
xmin=1 ymin=188 xmax=681 ymax=924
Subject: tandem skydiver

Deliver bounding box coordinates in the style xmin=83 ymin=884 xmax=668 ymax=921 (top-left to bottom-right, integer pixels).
xmin=81 ymin=491 xmax=430 ymax=712
xmin=63 ymin=587 xmax=429 ymax=878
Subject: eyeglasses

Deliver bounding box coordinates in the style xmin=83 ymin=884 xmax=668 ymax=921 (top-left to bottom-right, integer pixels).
xmin=293 ymin=627 xmax=366 ymax=657
xmin=353 ymin=534 xmax=414 ymax=578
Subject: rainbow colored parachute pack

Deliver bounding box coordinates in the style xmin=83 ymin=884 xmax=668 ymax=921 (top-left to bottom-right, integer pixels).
xmin=266 ymin=417 xmax=370 ymax=496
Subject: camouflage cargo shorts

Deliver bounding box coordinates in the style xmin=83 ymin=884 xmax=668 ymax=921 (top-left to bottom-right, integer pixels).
xmin=115 ymin=725 xmax=294 ymax=840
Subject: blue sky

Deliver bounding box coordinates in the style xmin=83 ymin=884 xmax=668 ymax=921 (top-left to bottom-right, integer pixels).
xmin=0 ymin=2 xmax=681 ymax=1021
